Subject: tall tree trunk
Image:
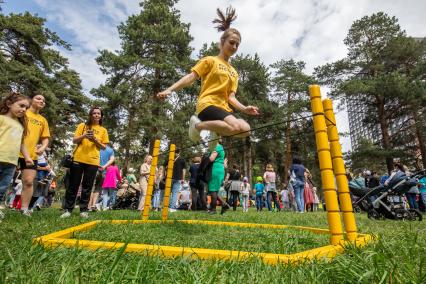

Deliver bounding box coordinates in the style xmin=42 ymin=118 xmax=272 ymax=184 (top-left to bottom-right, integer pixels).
xmin=150 ymin=67 xmax=161 ymax=149
xmin=376 ymin=96 xmax=393 ymax=173
xmin=123 ymin=111 xmax=134 ymax=175
xmin=243 ymin=138 xmax=248 ymax=179
xmin=284 ymin=92 xmax=292 ymax=182
xmin=411 ymin=107 xmax=426 ymax=169
xmin=245 ymin=137 xmax=252 ymax=183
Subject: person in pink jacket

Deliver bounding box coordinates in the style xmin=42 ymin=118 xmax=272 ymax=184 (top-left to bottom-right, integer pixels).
xmin=101 ymin=161 xmax=122 ymax=210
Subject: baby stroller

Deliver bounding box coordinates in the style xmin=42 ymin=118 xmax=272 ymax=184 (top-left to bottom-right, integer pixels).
xmin=351 ymin=171 xmax=424 ymax=221
xmin=112 ymin=183 xmax=140 ymax=210
xmin=348 ymin=179 xmax=370 ymax=213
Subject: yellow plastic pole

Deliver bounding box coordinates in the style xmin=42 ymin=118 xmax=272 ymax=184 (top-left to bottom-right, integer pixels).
xmin=161 ymin=144 xmax=176 ymax=221
xmin=323 ymin=99 xmax=358 ymax=241
xmin=141 ymin=139 xmax=161 ymax=221
xmin=309 ymin=85 xmax=344 ymax=245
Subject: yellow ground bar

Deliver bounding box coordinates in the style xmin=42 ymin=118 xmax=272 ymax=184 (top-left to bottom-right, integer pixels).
xmin=33 ymin=220 xmax=373 ymax=265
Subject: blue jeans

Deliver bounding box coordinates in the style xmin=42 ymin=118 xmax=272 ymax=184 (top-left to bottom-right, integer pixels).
xmin=293 ymin=182 xmax=305 ymax=212
xmin=421 ymin=192 xmax=426 ymax=209
xmin=152 ymin=189 xmax=162 ymax=209
xmin=32 ymin=196 xmax=45 ymax=209
xmin=169 ymin=179 xmax=181 ymax=209
xmin=406 ymin=193 xmax=418 ymax=210
xmin=0 ymin=162 xmax=16 ymax=202
xmin=266 ymin=191 xmax=280 ymax=211
xmin=255 ymin=195 xmax=263 ymax=211
xmin=102 ymin=188 xmax=117 ymax=209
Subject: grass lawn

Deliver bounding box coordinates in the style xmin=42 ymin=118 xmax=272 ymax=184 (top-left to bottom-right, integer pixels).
xmin=1 ymin=208 xmax=426 ymax=283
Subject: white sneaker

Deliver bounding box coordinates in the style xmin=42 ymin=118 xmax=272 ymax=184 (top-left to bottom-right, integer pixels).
xmin=22 ymin=209 xmax=32 ymax=217
xmin=169 ymin=208 xmax=177 ymax=213
xmin=208 ymin=131 xmax=219 ymax=152
xmin=60 ymin=211 xmax=71 ymax=218
xmin=95 ymin=203 xmax=101 ymax=211
xmin=188 ymin=115 xmax=201 ymax=142
xmin=80 ymin=212 xmax=89 ymax=218
xmin=0 ymin=210 xmax=4 ymax=221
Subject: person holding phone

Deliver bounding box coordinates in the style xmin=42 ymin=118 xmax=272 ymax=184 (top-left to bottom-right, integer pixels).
xmin=60 ymin=107 xmax=109 ymax=218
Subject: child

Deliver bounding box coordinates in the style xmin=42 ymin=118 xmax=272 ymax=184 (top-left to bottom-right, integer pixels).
xmin=11 ymin=179 xmax=23 ymax=210
xmin=36 ymin=148 xmax=49 ymax=184
xmin=0 ymin=93 xmax=32 ymax=221
xmin=240 ymin=176 xmax=251 ymax=212
xmin=312 ymin=187 xmax=320 ymax=211
xmin=157 ymin=6 xmax=259 ymax=151
xmin=178 ymin=182 xmax=192 ymax=210
xmin=254 ymin=176 xmax=265 ymax=212
xmin=101 ymin=161 xmax=122 ymax=210
xmin=280 ymin=186 xmax=290 ymax=210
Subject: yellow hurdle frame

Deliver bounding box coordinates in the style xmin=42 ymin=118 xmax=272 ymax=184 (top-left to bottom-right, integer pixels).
xmin=34 ymin=85 xmax=373 ymax=265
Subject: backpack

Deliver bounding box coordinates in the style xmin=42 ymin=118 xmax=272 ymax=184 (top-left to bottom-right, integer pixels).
xmin=195 ymin=153 xmax=213 ymax=189
xmin=290 ymin=170 xmax=297 ymax=184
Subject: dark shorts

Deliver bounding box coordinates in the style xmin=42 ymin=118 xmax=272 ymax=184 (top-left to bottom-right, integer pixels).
xmin=198 ymin=105 xmax=233 ymax=122
xmin=18 ymin=158 xmax=38 ymax=170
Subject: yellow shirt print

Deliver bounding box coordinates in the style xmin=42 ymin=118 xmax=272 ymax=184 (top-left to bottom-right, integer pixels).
xmin=191 ymin=56 xmax=239 ymax=115
xmin=20 ymin=109 xmax=50 ymax=160
xmin=73 ymin=123 xmax=109 ymax=166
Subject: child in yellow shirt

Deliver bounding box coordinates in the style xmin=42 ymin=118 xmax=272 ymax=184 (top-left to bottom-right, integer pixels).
xmin=0 ymin=93 xmax=32 ymax=220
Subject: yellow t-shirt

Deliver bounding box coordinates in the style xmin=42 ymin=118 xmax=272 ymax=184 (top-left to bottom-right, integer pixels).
xmin=20 ymin=110 xmax=50 ymax=160
xmin=73 ymin=123 xmax=109 ymax=166
xmin=0 ymin=115 xmax=24 ymax=165
xmin=191 ymin=56 xmax=239 ymax=115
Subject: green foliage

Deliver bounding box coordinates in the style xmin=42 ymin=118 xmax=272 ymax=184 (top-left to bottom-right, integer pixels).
xmin=270 ymin=59 xmax=316 ymax=183
xmin=92 ymin=0 xmax=193 ymax=169
xmin=0 ymin=11 xmax=88 ymax=152
xmin=314 ymin=12 xmax=426 ymax=172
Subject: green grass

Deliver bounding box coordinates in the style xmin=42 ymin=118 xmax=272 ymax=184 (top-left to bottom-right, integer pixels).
xmin=75 ymin=222 xmax=330 ymax=254
xmin=1 ymin=208 xmax=426 ymax=283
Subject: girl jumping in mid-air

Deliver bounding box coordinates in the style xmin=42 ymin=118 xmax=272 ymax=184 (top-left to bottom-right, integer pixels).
xmin=157 ymin=6 xmax=259 ymax=150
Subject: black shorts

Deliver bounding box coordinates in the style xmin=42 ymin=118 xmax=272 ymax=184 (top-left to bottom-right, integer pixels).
xmin=18 ymin=158 xmax=38 ymax=170
xmin=198 ymin=105 xmax=233 ymax=121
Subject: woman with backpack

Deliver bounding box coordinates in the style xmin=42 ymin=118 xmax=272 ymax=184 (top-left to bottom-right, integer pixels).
xmin=225 ymin=164 xmax=242 ymax=211
xmin=290 ymin=157 xmax=306 ymax=213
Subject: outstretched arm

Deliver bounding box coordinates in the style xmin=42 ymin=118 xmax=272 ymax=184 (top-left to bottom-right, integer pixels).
xmin=228 ymin=92 xmax=259 ymax=116
xmin=157 ymin=71 xmax=199 ymax=100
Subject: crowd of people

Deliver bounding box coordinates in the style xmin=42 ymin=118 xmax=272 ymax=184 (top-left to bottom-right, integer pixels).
xmin=348 ymin=162 xmax=426 ymax=212
xmin=1 ymin=7 xmax=424 ymax=222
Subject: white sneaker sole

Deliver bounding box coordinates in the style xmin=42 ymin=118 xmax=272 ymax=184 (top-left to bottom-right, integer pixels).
xmin=188 ymin=115 xmax=201 ymax=142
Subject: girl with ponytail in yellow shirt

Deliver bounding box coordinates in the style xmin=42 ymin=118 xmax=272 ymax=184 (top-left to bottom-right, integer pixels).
xmin=157 ymin=6 xmax=259 ymax=150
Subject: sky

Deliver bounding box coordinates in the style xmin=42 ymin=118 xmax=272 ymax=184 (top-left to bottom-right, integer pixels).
xmin=3 ymin=0 xmax=426 ymax=152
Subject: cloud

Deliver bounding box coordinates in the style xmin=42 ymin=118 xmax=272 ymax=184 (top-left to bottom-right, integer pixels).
xmin=25 ymin=0 xmax=426 ymax=152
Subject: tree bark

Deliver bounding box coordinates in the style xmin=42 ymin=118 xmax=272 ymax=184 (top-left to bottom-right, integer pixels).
xmin=245 ymin=137 xmax=252 ymax=183
xmin=376 ymin=95 xmax=393 ymax=173
xmin=284 ymin=92 xmax=293 ymax=182
xmin=411 ymin=106 xmax=426 ymax=169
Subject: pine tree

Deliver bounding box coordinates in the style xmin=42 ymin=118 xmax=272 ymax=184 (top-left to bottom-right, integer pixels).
xmin=0 ymin=11 xmax=88 ymax=152
xmin=314 ymin=12 xmax=410 ymax=173
xmin=270 ymin=59 xmax=314 ymax=182
xmin=92 ymin=0 xmax=193 ymax=170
